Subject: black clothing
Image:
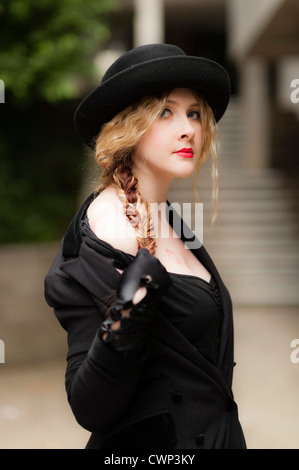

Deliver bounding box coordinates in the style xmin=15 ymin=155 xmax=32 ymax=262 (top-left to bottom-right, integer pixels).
xmin=82 ymin=216 xmax=222 ymax=366
xmin=44 ymin=193 xmax=246 ymax=449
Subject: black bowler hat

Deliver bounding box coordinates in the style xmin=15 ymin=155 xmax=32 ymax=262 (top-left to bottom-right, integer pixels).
xmin=74 ymin=43 xmax=231 ymax=149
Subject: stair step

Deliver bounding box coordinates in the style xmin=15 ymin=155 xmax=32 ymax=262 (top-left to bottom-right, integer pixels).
xmin=199 ymin=212 xmax=294 ymax=224
xmin=203 ymin=224 xmax=299 ymax=236
xmin=171 ymin=175 xmax=290 ymax=190
xmin=169 ymin=198 xmax=296 ymax=211
xmin=208 ymin=258 xmax=299 ymax=272
xmin=170 ymin=182 xmax=291 ymax=194
xmin=226 ymin=282 xmax=299 ymax=306
xmin=204 ymin=238 xmax=299 ymax=251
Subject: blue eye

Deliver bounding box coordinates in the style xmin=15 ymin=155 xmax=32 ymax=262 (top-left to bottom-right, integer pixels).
xmin=160 ymin=108 xmax=171 ymax=118
xmin=188 ymin=110 xmax=200 ymax=120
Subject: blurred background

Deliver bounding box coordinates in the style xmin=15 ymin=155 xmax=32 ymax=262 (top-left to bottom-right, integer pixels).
xmin=1 ymin=0 xmax=299 ymax=449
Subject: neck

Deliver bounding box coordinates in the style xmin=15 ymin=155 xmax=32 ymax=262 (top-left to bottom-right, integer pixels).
xmin=132 ymin=166 xmax=174 ymax=205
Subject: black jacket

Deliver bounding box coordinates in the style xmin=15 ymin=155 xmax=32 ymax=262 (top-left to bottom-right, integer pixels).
xmin=44 ymin=193 xmax=246 ymax=449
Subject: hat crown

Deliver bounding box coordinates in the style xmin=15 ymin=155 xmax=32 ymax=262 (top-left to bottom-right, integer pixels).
xmin=102 ymin=43 xmax=186 ymax=83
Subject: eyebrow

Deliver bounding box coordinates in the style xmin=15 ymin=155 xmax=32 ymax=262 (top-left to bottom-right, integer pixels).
xmin=166 ymin=99 xmax=199 ymax=107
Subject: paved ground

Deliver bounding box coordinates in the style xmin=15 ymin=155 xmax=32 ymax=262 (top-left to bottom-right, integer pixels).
xmin=1 ymin=305 xmax=299 ymax=449
xmin=233 ymin=306 xmax=299 ymax=449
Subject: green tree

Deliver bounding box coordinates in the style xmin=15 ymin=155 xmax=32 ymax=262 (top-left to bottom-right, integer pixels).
xmin=0 ymin=0 xmax=116 ymax=102
xmin=0 ymin=0 xmax=118 ymax=243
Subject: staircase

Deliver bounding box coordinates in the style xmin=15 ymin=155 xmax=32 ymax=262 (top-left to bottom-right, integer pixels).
xmin=168 ymin=98 xmax=299 ymax=306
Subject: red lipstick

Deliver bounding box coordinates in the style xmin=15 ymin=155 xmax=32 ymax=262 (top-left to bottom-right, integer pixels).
xmin=174 ymin=148 xmax=194 ymax=158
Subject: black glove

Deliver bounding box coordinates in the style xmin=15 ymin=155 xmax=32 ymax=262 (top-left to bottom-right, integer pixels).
xmin=99 ymin=248 xmax=172 ymax=353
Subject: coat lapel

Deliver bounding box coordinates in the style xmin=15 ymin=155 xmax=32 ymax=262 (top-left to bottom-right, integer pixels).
xmin=148 ymin=309 xmax=233 ymax=398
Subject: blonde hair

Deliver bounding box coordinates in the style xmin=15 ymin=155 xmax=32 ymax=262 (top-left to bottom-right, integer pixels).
xmin=94 ymin=91 xmax=218 ymax=254
xmin=191 ymin=96 xmax=219 ymax=227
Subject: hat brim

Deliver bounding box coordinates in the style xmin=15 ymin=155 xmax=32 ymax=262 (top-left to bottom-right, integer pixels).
xmin=74 ymin=55 xmax=231 ymax=149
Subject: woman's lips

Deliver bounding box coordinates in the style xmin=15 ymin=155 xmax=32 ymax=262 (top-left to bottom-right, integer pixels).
xmin=174 ymin=148 xmax=194 ymax=158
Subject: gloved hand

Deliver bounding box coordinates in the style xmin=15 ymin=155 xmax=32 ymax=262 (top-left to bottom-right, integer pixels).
xmin=99 ymin=248 xmax=172 ymax=353
xmin=114 ymin=248 xmax=172 ymax=312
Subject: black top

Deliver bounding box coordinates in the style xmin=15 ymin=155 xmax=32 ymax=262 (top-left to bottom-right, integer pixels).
xmin=81 ymin=216 xmax=222 ymax=366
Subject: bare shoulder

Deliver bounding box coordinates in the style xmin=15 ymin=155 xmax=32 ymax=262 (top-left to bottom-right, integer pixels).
xmin=87 ymin=185 xmax=138 ymax=255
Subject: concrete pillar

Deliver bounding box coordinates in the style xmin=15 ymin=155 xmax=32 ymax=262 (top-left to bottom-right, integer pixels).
xmin=240 ymin=58 xmax=271 ymax=169
xmin=133 ymin=0 xmax=165 ymax=46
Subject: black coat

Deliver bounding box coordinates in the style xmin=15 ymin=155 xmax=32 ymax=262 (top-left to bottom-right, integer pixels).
xmin=44 ymin=193 xmax=246 ymax=449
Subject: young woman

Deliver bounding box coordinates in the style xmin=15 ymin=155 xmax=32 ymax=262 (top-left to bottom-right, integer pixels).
xmin=44 ymin=43 xmax=246 ymax=449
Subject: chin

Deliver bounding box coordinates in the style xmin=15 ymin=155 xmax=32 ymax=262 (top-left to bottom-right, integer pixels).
xmin=175 ymin=162 xmax=196 ymax=178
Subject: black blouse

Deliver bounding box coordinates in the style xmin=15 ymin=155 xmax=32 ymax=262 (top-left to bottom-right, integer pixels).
xmin=81 ymin=216 xmax=222 ymax=366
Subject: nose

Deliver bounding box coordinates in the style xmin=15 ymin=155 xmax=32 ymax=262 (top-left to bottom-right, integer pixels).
xmin=177 ymin=116 xmax=195 ymax=141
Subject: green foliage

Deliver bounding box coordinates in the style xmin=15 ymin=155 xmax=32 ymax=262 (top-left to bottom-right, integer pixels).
xmin=0 ymin=0 xmax=116 ymax=102
xmin=0 ymin=0 xmax=117 ymax=243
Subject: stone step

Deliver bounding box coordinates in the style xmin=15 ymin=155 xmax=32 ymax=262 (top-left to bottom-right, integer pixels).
xmin=170 ymin=184 xmax=290 ymax=196
xmin=197 ymin=211 xmax=295 ymax=224
xmin=224 ymin=278 xmax=299 ymax=306
xmin=203 ymin=232 xmax=299 ymax=245
xmin=172 ymin=173 xmax=295 ymax=189
xmin=194 ymin=251 xmax=299 ymax=268
xmin=220 ymin=265 xmax=299 ymax=278
xmin=204 ymin=224 xmax=299 ymax=236
xmin=204 ymin=238 xmax=299 ymax=253
xmin=171 ymin=173 xmax=292 ymax=190
xmin=169 ymin=196 xmax=297 ymax=212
